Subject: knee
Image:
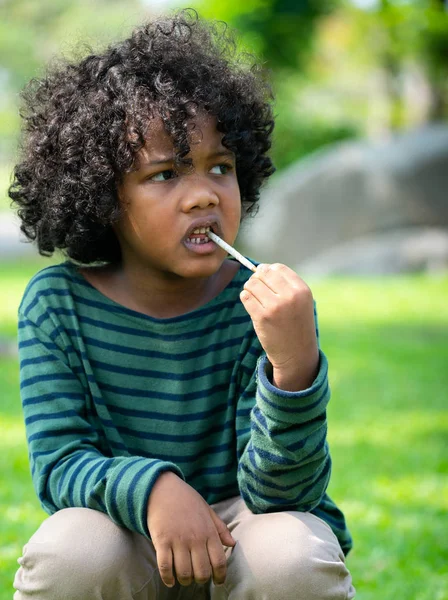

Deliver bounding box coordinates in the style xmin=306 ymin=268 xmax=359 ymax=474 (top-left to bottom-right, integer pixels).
xmin=227 ymin=512 xmax=354 ymax=600
xmin=14 ymin=508 xmax=134 ymax=599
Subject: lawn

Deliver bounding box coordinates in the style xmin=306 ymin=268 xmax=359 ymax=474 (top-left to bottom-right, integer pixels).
xmin=0 ymin=259 xmax=447 ymax=599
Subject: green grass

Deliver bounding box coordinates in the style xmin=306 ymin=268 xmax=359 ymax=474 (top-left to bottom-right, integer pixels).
xmin=311 ymin=276 xmax=448 ymax=599
xmin=0 ymin=262 xmax=447 ymax=599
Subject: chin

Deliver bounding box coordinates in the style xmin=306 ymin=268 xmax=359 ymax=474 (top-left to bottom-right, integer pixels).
xmin=180 ymin=257 xmax=223 ymax=279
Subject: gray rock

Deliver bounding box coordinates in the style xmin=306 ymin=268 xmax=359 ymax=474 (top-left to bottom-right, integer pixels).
xmin=0 ymin=211 xmax=37 ymax=259
xmin=295 ymin=227 xmax=448 ymax=276
xmin=239 ymin=125 xmax=448 ymax=273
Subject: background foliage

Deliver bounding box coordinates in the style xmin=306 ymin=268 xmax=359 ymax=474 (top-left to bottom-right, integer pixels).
xmin=1 ymin=0 xmax=448 ymax=172
xmin=0 ymin=1 xmax=447 ymax=598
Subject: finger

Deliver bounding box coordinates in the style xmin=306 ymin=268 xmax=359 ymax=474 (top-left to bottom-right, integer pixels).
xmin=156 ymin=545 xmax=175 ymax=588
xmin=255 ymin=263 xmax=294 ymax=292
xmin=240 ymin=288 xmax=263 ymax=312
xmin=254 ymin=264 xmax=312 ymax=308
xmin=207 ymin=536 xmax=229 ymax=587
xmin=190 ymin=545 xmax=212 ymax=585
xmin=258 ymin=262 xmax=298 ymax=280
xmin=209 ymin=509 xmax=236 ymax=547
xmin=252 ymin=264 xmax=281 ymax=294
xmin=172 ymin=546 xmax=193 ymax=587
xmin=243 ymin=277 xmax=278 ymax=309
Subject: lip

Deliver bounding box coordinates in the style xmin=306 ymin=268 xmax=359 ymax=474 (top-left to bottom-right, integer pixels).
xmin=183 ymin=217 xmax=221 ymax=241
xmin=182 ymin=217 xmax=222 ymax=256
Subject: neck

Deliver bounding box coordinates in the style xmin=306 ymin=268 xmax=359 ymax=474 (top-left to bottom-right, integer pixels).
xmin=111 ymin=259 xmax=236 ymax=319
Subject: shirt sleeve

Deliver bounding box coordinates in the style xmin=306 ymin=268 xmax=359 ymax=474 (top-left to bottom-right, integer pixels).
xmin=18 ymin=312 xmax=185 ymax=538
xmin=235 ymin=307 xmax=331 ymax=513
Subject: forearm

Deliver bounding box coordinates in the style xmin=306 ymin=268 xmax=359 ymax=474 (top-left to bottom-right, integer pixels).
xmin=34 ymin=447 xmax=184 ymax=536
xmin=237 ymin=351 xmax=331 ymax=512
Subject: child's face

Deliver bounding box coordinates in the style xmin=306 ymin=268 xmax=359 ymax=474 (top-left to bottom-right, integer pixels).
xmin=114 ymin=113 xmax=241 ymax=281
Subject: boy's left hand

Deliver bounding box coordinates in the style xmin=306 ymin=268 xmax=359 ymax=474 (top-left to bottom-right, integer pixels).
xmin=240 ymin=263 xmax=319 ymax=392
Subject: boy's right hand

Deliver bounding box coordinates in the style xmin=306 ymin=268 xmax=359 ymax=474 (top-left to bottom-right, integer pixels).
xmin=146 ymin=471 xmax=236 ymax=588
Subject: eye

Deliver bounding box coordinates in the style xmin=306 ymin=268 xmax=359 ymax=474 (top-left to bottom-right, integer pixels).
xmin=210 ymin=163 xmax=233 ymax=175
xmin=149 ymin=169 xmax=176 ymax=182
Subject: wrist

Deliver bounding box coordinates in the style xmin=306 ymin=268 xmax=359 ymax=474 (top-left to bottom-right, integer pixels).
xmin=148 ymin=471 xmax=179 ymax=502
xmin=270 ymin=351 xmax=319 ymax=392
xmin=154 ymin=470 xmax=179 ymax=488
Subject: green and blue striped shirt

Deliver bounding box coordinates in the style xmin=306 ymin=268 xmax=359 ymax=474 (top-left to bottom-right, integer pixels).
xmin=18 ymin=261 xmax=352 ymax=554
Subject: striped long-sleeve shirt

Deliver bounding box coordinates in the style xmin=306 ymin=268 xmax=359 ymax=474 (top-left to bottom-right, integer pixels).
xmin=18 ymin=260 xmax=352 ymax=554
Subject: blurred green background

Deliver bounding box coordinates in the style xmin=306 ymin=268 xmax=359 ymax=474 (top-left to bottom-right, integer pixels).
xmin=1 ymin=1 xmax=447 ymax=598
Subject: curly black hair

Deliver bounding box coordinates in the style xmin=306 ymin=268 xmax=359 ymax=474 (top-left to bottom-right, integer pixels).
xmin=8 ymin=8 xmax=275 ymax=265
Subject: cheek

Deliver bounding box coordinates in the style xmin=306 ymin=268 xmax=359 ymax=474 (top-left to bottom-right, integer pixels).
xmin=227 ymin=181 xmax=242 ymax=221
xmin=227 ymin=194 xmax=242 ymax=244
xmin=120 ymin=196 xmax=160 ymax=233
xmin=113 ymin=217 xmax=141 ymax=252
xmin=114 ymin=208 xmax=155 ymax=251
xmin=234 ymin=203 xmax=242 ymax=225
xmin=235 ymin=197 xmax=242 ymax=226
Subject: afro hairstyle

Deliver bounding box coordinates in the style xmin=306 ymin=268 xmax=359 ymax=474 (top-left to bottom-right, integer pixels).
xmin=9 ymin=8 xmax=275 ymax=264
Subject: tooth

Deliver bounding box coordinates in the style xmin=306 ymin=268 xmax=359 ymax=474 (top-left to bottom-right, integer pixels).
xmin=199 ymin=227 xmax=206 ymax=234
xmin=206 ymin=227 xmax=211 ymax=232
xmin=193 ymin=228 xmax=200 ymax=234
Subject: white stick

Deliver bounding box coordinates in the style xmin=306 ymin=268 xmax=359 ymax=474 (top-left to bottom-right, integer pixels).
xmin=208 ymin=231 xmax=257 ymax=273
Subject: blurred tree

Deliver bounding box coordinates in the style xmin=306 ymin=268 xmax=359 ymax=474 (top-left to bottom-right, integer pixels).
xmin=0 ymin=0 xmax=69 ymax=89
xmin=2 ymin=0 xmax=447 ymax=170
xmin=0 ymin=0 xmax=144 ymax=157
xmin=195 ymin=0 xmax=340 ymax=70
xmin=234 ymin=0 xmax=339 ymax=71
xmin=194 ymin=0 xmax=359 ymax=168
xmin=343 ymin=0 xmax=448 ymax=130
xmin=419 ymin=1 xmax=448 ymax=120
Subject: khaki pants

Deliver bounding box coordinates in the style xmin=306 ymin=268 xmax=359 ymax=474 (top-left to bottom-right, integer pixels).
xmin=13 ymin=495 xmax=355 ymax=599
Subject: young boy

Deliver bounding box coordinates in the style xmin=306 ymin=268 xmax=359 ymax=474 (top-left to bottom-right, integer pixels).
xmin=10 ymin=9 xmax=354 ymax=599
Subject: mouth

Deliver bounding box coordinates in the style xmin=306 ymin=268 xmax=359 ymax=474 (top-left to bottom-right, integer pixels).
xmin=184 ymin=221 xmax=219 ymax=245
xmin=185 ymin=225 xmax=214 ymax=245
xmin=182 ymin=220 xmax=222 ymax=255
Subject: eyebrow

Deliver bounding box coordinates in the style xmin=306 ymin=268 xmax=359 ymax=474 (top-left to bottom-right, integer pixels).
xmin=140 ymin=149 xmax=235 ymax=168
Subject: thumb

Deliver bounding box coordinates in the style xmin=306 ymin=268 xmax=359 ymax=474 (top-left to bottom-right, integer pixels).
xmin=209 ymin=508 xmax=236 ymax=547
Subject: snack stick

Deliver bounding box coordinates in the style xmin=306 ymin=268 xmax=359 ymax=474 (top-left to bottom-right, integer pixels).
xmin=207 ymin=231 xmax=257 ymax=272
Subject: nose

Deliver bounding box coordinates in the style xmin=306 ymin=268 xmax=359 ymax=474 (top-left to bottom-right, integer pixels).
xmin=180 ymin=174 xmax=219 ymax=212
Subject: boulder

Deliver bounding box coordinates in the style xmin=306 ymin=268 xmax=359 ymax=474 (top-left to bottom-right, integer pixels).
xmin=0 ymin=211 xmax=36 ymax=259
xmin=295 ymin=227 xmax=448 ymax=276
xmin=238 ymin=124 xmax=448 ymax=274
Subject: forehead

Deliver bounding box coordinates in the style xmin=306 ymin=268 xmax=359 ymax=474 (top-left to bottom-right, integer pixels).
xmin=135 ymin=113 xmax=224 ymax=166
